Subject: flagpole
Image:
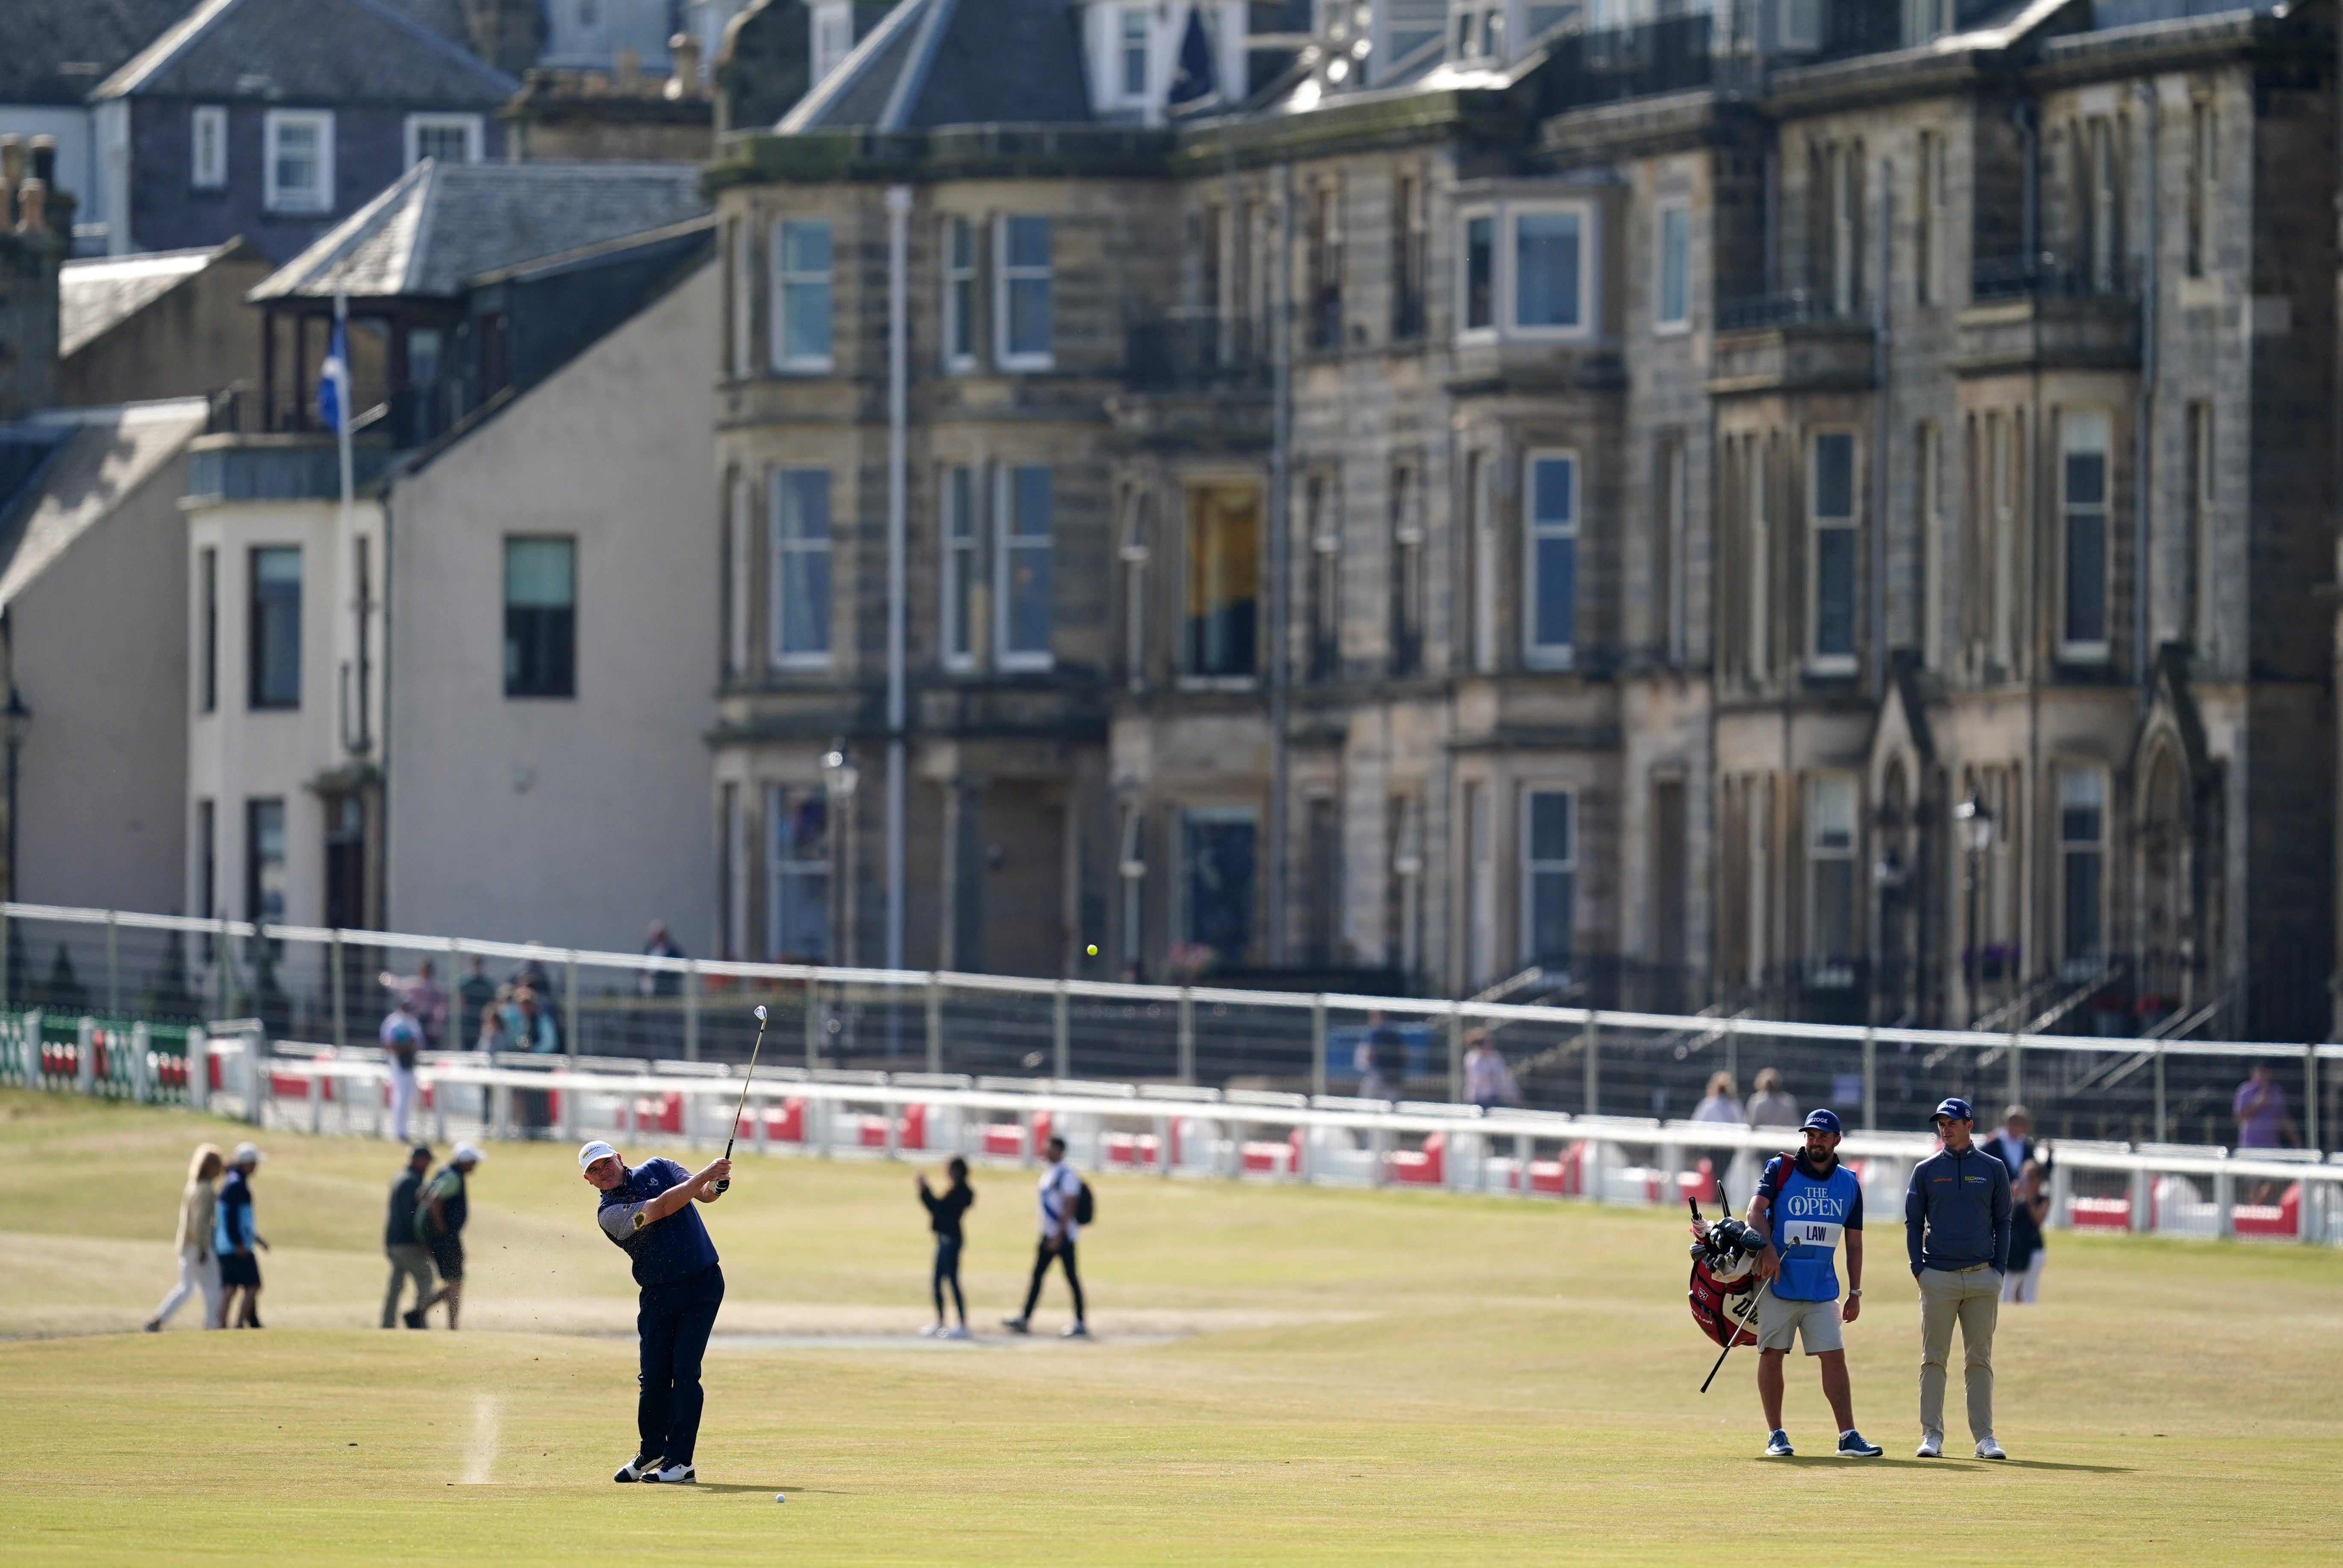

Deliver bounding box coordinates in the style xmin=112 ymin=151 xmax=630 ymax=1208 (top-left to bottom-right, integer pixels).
xmin=332 ymin=289 xmax=361 ymax=755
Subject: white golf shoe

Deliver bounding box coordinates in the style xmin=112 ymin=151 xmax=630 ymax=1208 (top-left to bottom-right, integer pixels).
xmin=1975 ymin=1437 xmax=2007 ymax=1460
xmin=643 ymin=1462 xmax=696 ymax=1484
xmin=1916 ymin=1433 xmax=1943 ymax=1459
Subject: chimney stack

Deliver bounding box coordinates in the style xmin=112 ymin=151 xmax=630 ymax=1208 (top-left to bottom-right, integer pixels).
xmin=17 ymin=180 xmax=47 ymax=235
xmin=667 ymin=34 xmax=703 ymax=100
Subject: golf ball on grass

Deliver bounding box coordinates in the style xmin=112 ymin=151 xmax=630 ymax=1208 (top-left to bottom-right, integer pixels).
xmin=775 ymin=1493 xmax=787 ymax=1503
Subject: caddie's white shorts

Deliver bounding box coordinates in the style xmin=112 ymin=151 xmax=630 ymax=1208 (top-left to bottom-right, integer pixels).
xmin=1756 ymin=1291 xmax=1844 ymax=1356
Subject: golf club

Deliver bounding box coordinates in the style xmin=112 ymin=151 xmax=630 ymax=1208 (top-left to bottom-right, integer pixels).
xmin=714 ymin=1003 xmax=770 ymax=1195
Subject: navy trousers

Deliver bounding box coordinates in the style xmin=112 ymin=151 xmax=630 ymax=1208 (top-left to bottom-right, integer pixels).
xmin=637 ymin=1263 xmax=724 ymax=1466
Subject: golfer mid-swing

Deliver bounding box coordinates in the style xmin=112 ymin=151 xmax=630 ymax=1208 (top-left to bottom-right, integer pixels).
xmin=581 ymin=1140 xmax=732 ymax=1483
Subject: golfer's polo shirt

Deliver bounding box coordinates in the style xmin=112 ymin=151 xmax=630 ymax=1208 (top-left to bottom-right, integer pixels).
xmin=596 ymin=1159 xmax=720 ymax=1287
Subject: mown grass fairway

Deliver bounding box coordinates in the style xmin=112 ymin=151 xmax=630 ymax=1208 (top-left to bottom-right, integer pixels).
xmin=3 ymin=1089 xmax=2338 ymax=1565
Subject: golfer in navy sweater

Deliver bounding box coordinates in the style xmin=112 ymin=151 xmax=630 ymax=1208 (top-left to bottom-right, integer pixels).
xmin=1904 ymin=1097 xmax=2013 ymax=1460
xmin=581 ymin=1140 xmax=731 ymax=1484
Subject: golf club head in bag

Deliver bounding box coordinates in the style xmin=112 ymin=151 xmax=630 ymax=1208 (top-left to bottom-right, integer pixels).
xmin=1688 ymin=1217 xmax=1764 ymax=1349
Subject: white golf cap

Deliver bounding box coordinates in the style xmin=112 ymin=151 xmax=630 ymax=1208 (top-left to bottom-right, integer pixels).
xmin=578 ymin=1139 xmax=619 ymax=1171
xmin=452 ymin=1143 xmax=485 ymax=1165
xmin=233 ymin=1141 xmax=265 ymax=1165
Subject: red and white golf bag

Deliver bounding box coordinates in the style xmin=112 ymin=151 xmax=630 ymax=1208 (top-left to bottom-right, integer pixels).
xmin=1688 ymin=1215 xmax=1763 ymax=1349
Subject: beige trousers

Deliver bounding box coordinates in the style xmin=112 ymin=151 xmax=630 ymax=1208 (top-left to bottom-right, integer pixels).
xmin=1918 ymin=1264 xmax=2000 ymax=1441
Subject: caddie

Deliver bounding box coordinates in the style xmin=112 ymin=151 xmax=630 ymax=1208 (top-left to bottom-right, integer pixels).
xmin=1904 ymin=1096 xmax=2012 ymax=1459
xmin=1744 ymin=1109 xmax=1882 ymax=1459
xmin=580 ymin=1140 xmax=732 ymax=1484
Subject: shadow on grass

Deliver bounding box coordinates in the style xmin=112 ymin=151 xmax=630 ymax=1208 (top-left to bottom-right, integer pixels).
xmin=689 ymin=1483 xmax=850 ymax=1496
xmin=1762 ymin=1453 xmax=2127 ymax=1472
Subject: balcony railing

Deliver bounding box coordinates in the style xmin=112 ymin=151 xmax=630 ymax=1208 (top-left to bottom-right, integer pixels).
xmin=203 ymin=374 xmax=486 ymax=448
xmin=1715 ymin=288 xmax=1870 ymax=330
xmin=1971 ymin=253 xmax=2142 ymax=304
xmin=1124 ymin=313 xmax=1270 ymax=392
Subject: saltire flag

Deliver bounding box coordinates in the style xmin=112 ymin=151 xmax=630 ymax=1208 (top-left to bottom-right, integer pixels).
xmin=315 ymin=311 xmax=350 ymax=435
xmin=1168 ymin=6 xmax=1217 ymax=108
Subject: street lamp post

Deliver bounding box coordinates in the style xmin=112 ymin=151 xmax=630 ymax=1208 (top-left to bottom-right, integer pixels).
xmin=1953 ymin=788 xmax=1995 ymax=1023
xmin=822 ymin=744 xmax=860 ymax=970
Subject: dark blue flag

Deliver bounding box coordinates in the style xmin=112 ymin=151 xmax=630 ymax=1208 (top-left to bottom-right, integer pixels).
xmin=1169 ymin=6 xmax=1216 ymax=106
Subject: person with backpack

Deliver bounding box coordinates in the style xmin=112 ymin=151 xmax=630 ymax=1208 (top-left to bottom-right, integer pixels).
xmin=415 ymin=1144 xmax=483 ymax=1329
xmin=382 ymin=1144 xmax=437 ymax=1329
xmin=1002 ymin=1135 xmax=1089 ymax=1338
xmin=916 ymin=1158 xmax=975 ymax=1339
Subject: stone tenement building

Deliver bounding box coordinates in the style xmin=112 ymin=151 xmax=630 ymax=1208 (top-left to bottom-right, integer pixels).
xmin=703 ymin=0 xmax=2339 ymax=1039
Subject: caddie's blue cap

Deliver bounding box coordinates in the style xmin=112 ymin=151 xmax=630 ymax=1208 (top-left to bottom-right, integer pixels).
xmin=1801 ymin=1109 xmax=1842 ymax=1135
xmin=1932 ymin=1097 xmax=1975 ymax=1124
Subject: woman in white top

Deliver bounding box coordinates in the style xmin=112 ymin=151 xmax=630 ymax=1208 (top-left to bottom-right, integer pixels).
xmin=145 ymin=1144 xmax=226 ymax=1332
xmin=1690 ymin=1072 xmax=1743 ymax=1202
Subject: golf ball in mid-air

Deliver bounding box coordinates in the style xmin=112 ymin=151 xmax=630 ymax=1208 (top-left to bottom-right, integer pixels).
xmin=1086 ymin=944 xmax=1098 ymax=956
xmin=754 ymin=1004 xmax=768 ymax=1021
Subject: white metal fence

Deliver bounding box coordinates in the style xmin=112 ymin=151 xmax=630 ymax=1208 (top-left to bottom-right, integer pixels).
xmin=3 ymin=900 xmax=2334 ymax=1153
xmin=2 ymin=961 xmax=2338 ymax=1250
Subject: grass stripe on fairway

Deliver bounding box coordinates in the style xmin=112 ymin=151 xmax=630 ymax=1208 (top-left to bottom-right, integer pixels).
xmin=5 ymin=1091 xmax=2338 ymax=1565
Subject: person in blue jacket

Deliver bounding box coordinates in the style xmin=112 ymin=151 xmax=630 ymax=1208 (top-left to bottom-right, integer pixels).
xmin=1745 ymin=1109 xmax=1882 ymax=1459
xmin=1904 ymin=1097 xmax=2013 ymax=1460
xmin=580 ymin=1139 xmax=732 ymax=1485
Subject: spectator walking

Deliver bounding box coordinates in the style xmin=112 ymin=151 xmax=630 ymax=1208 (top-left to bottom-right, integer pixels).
xmin=379 ymin=959 xmax=448 ymax=1050
xmin=383 ymin=1145 xmax=437 ymax=1329
xmin=1690 ymin=1071 xmax=1744 ymax=1200
xmin=145 ymin=1144 xmax=225 ymax=1332
xmin=639 ymin=922 xmax=686 ymax=1059
xmin=1745 ymin=1109 xmax=1882 ymax=1459
xmin=1745 ymin=1068 xmax=1800 ymax=1132
xmin=917 ymin=1158 xmax=975 ymax=1339
xmin=415 ymin=1145 xmax=484 ymax=1329
xmin=1001 ymin=1136 xmax=1087 ymax=1338
xmin=1981 ymin=1104 xmax=2035 ymax=1177
xmin=380 ymin=1002 xmax=424 ymax=1143
xmin=2002 ymin=1158 xmax=2050 ymax=1304
xmin=1905 ymin=1096 xmax=2013 ymax=1459
xmin=2232 ymin=1063 xmax=2299 ymax=1150
xmin=1356 ymin=1011 xmax=1405 ymax=1101
xmin=457 ymin=957 xmax=498 ymax=1048
xmin=1462 ymin=1030 xmax=1523 ymax=1110
xmin=581 ymin=1139 xmax=731 ymax=1486
xmin=215 ymin=1142 xmax=268 ymax=1329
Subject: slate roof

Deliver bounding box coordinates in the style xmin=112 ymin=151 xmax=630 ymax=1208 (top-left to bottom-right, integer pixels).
xmin=0 ymin=400 xmax=210 ymax=615
xmin=782 ymin=0 xmax=1094 ymax=132
xmin=57 ymin=239 xmax=257 ymax=356
xmin=95 ymin=0 xmax=517 ymax=105
xmin=0 ymin=1 xmax=197 ymax=106
xmin=249 ymin=160 xmax=711 ymax=301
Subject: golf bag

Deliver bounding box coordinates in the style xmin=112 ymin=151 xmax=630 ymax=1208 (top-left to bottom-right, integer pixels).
xmin=1688 ymin=1214 xmax=1765 ymax=1349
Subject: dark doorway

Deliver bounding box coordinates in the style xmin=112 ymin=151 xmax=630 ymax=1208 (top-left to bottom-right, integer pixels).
xmin=1183 ymin=809 xmax=1257 ymax=966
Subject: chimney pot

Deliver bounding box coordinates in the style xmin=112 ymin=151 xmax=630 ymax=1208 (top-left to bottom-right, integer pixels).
xmin=28 ymin=135 xmax=56 ymax=188
xmin=614 ymin=47 xmax=642 ymax=94
xmin=0 ymin=135 xmax=24 ymax=188
xmin=18 ymin=178 xmax=49 ymax=235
